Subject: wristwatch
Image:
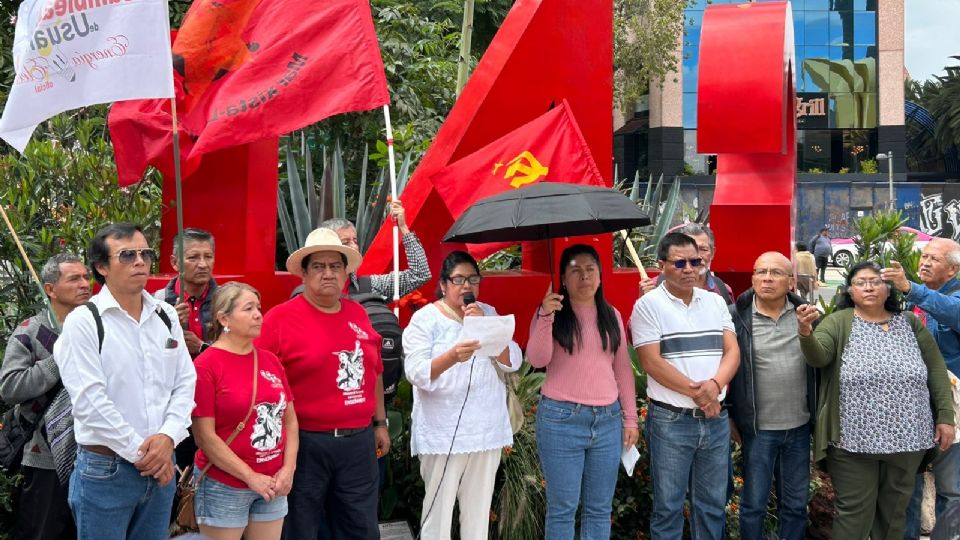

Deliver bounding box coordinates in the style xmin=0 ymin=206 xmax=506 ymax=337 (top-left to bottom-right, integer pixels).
xmin=373 ymin=418 xmax=389 ymax=428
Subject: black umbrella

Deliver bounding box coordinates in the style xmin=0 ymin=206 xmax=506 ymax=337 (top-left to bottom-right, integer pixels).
xmin=443 ymin=182 xmax=651 ymax=244
xmin=443 ymin=183 xmax=651 ymax=285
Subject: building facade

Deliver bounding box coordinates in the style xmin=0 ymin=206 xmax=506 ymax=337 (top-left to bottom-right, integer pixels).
xmin=622 ymin=0 xmax=905 ymax=180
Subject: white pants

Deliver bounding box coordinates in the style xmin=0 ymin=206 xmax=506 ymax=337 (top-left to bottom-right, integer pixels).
xmin=418 ymin=449 xmax=501 ymax=540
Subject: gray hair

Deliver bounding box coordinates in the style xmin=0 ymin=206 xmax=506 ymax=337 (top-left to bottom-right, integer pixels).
xmin=678 ymin=223 xmax=715 ymax=250
xmin=172 ymin=228 xmax=215 ymax=258
xmin=947 ymin=246 xmax=960 ymax=268
xmin=319 ymin=218 xmax=355 ymax=232
xmin=40 ymin=252 xmax=84 ymax=285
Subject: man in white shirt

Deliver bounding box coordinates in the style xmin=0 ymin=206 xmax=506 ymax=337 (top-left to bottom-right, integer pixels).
xmin=631 ymin=232 xmax=740 ymax=540
xmin=54 ymin=223 xmax=196 ymax=540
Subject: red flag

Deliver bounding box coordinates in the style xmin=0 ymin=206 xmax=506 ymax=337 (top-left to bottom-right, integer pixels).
xmin=431 ymin=100 xmax=604 ymax=219
xmin=109 ymin=0 xmax=389 ymax=186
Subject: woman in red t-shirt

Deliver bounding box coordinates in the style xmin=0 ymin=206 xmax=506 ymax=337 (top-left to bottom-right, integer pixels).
xmin=192 ymin=282 xmax=299 ymax=540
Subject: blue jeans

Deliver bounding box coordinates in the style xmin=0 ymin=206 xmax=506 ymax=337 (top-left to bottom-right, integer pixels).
xmin=739 ymin=424 xmax=811 ymax=540
xmin=646 ymin=403 xmax=730 ymax=540
xmin=68 ymin=448 xmax=175 ymax=540
xmin=536 ymin=396 xmax=623 ymax=540
xmin=903 ymin=443 xmax=960 ymax=539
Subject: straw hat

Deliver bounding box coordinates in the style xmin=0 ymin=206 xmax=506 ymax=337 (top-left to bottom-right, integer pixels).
xmin=285 ymin=228 xmax=362 ymax=275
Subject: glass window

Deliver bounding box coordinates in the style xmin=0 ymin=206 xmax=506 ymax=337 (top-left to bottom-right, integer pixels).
xmin=831 ymin=93 xmax=855 ymax=128
xmin=793 ymin=10 xmax=805 ymax=45
xmin=830 ymin=60 xmax=856 ymax=93
xmin=828 ymin=11 xmax=846 ymax=45
xmin=791 ymin=0 xmax=804 ymax=9
xmin=853 ymin=50 xmax=877 ymax=91
xmin=682 ymin=54 xmax=699 ymax=93
xmin=833 ymin=0 xmax=853 ymax=11
xmin=684 ymin=130 xmax=708 ymax=175
xmin=805 ymin=0 xmax=829 ymax=10
xmin=683 ymin=92 xmax=698 ymax=129
xmin=853 ymin=11 xmax=876 ymax=45
xmin=842 ymin=129 xmax=877 ymax=172
xmin=802 ymin=47 xmax=831 ymax=93
xmin=804 ymin=11 xmax=828 ymax=45
xmin=856 ymin=92 xmax=878 ymax=128
xmin=853 ymin=0 xmax=877 ymax=10
xmin=801 ymin=130 xmax=831 ymax=172
xmin=686 ymin=0 xmax=706 ymax=10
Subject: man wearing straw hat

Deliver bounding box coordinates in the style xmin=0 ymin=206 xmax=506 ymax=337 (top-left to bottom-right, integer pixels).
xmin=54 ymin=222 xmax=196 ymax=540
xmin=0 ymin=252 xmax=90 ymax=540
xmin=258 ymin=228 xmax=390 ymax=540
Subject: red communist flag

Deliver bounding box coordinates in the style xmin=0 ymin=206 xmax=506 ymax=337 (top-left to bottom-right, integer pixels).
xmin=109 ymin=0 xmax=389 ymax=186
xmin=431 ymin=100 xmax=605 ymax=219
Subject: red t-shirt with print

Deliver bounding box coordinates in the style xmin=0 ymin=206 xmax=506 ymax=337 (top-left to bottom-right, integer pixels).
xmin=192 ymin=347 xmax=294 ymax=489
xmin=256 ymin=296 xmax=383 ymax=432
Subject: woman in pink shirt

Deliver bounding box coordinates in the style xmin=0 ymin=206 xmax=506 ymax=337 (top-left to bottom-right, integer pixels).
xmin=528 ymin=244 xmax=639 ymax=540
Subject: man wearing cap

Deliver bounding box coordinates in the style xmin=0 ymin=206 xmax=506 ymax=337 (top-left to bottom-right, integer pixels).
xmin=257 ymin=228 xmax=390 ymax=540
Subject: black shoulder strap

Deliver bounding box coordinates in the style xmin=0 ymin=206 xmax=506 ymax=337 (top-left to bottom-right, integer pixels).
xmin=155 ymin=305 xmax=173 ymax=333
xmin=85 ymin=302 xmax=173 ymax=354
xmin=349 ymin=275 xmax=374 ymax=296
xmin=85 ymin=302 xmax=105 ymax=355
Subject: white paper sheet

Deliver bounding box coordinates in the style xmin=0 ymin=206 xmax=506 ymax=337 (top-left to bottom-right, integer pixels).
xmin=621 ymin=445 xmax=640 ymax=476
xmin=461 ymin=315 xmax=515 ymax=357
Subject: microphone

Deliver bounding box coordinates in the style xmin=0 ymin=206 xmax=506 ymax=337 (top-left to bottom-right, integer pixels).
xmin=462 ymin=292 xmax=476 ymax=306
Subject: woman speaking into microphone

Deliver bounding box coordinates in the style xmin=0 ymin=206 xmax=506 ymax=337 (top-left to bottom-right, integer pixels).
xmin=402 ymin=251 xmax=522 ymax=540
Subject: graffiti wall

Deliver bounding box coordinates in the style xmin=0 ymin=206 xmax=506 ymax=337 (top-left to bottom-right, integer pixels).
xmin=919 ymin=185 xmax=960 ymax=241
xmin=666 ymin=179 xmax=960 ymax=243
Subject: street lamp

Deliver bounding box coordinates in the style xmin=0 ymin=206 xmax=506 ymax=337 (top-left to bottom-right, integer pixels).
xmin=876 ymin=152 xmax=894 ymax=210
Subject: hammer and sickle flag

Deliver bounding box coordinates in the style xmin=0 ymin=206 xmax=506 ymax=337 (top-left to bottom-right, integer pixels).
xmin=432 ymin=100 xmax=604 ymax=218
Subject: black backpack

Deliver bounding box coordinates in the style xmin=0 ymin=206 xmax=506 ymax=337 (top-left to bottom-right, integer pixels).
xmin=348 ymin=277 xmax=404 ymax=403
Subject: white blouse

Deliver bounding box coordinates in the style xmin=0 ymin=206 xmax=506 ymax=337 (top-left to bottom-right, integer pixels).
xmin=402 ymin=302 xmax=522 ymax=455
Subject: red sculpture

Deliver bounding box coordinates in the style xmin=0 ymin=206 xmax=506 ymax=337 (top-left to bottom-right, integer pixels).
xmin=698 ymin=1 xmax=797 ymax=293
xmin=153 ymin=0 xmax=797 ymax=345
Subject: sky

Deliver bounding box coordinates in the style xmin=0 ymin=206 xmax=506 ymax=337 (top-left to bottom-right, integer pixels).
xmin=905 ymin=0 xmax=960 ymax=82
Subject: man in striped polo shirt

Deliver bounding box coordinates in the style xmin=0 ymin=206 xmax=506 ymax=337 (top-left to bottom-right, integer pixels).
xmin=631 ymin=232 xmax=740 ymax=540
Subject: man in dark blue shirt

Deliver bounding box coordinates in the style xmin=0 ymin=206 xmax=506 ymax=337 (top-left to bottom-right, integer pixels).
xmin=882 ymin=238 xmax=960 ymax=538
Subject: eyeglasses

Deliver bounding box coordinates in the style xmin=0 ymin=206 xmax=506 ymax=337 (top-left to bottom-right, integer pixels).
xmin=753 ymin=268 xmax=791 ymax=278
xmin=665 ymin=258 xmax=703 ymax=269
xmin=111 ymin=248 xmax=157 ymax=265
xmin=448 ymin=275 xmax=482 ymax=285
xmin=851 ymin=278 xmax=885 ymax=288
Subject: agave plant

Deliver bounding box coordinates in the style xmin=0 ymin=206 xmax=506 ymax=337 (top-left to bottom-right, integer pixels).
xmin=818 ymin=209 xmax=919 ymax=315
xmin=613 ymin=172 xmax=683 ymax=268
xmin=277 ymin=132 xmax=413 ymax=256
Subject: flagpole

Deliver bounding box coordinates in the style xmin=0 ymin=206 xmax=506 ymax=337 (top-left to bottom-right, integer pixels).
xmin=171 ymin=97 xmax=186 ymax=304
xmin=619 ymin=230 xmax=649 ymax=279
xmin=382 ymin=105 xmax=400 ymax=316
xmin=0 ymin=205 xmax=61 ymax=330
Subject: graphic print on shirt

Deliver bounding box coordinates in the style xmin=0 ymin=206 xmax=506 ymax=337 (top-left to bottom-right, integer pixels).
xmin=260 ymin=369 xmax=283 ymax=389
xmin=336 ymin=341 xmax=364 ymax=391
xmin=251 ymin=392 xmax=286 ymax=456
xmin=349 ymin=321 xmax=369 ymax=340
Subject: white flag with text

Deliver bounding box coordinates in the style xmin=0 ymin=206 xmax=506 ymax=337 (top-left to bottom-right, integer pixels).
xmin=0 ymin=0 xmax=174 ymax=152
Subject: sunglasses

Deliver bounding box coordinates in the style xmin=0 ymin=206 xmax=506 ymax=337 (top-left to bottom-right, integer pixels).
xmin=111 ymin=248 xmax=157 ymax=265
xmin=665 ymin=258 xmax=703 ymax=269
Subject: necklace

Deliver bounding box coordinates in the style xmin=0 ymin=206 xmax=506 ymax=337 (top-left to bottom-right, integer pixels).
xmin=436 ymin=300 xmax=464 ymax=323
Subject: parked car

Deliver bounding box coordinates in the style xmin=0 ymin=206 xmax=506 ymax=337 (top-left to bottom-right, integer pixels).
xmin=830 ymin=226 xmax=934 ymax=267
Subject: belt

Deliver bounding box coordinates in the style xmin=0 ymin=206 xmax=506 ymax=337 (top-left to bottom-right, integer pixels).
xmin=317 ymin=425 xmax=371 ymax=438
xmin=649 ymin=400 xmax=707 ymax=419
xmin=81 ymin=444 xmax=118 ymax=457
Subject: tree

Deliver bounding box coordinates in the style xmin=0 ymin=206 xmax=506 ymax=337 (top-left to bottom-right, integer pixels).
xmin=614 ymin=0 xmax=689 ymax=108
